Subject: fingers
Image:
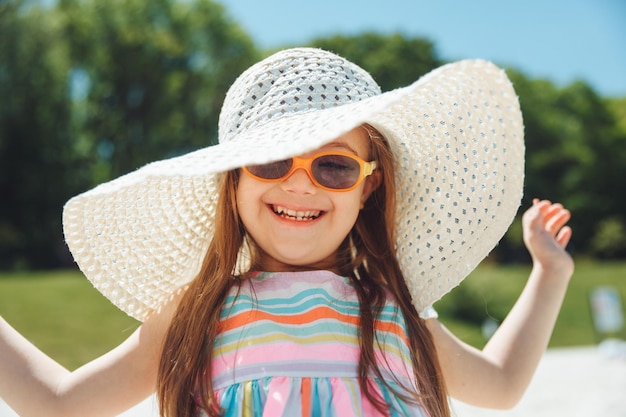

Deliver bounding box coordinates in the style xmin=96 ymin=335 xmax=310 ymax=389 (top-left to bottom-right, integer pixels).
xmin=545 ymin=205 xmax=571 ymax=237
xmin=529 ymin=198 xmax=572 ymax=242
xmin=555 ymin=225 xmax=573 ymax=249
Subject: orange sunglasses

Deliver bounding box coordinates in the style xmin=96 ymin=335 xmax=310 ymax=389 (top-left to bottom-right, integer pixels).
xmin=242 ymin=150 xmax=377 ymax=192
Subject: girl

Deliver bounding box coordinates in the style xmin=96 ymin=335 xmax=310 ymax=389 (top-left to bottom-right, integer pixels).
xmin=0 ymin=48 xmax=573 ymax=417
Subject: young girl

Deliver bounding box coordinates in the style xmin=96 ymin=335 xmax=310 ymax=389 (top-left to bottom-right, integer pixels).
xmin=0 ymin=48 xmax=573 ymax=417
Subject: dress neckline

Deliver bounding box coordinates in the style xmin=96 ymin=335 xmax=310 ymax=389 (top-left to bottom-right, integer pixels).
xmin=248 ymin=269 xmax=350 ymax=284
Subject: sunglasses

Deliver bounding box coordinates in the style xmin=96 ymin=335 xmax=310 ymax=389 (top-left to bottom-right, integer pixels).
xmin=242 ymin=150 xmax=377 ymax=192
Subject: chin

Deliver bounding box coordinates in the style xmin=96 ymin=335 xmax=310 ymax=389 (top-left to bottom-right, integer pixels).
xmin=263 ymin=251 xmax=339 ymax=272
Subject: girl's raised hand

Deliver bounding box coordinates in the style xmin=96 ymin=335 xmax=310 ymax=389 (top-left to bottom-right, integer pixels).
xmin=522 ymin=199 xmax=574 ymax=278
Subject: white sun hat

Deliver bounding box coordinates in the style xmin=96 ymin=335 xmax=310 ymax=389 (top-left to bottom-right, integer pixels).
xmin=63 ymin=47 xmax=524 ymax=321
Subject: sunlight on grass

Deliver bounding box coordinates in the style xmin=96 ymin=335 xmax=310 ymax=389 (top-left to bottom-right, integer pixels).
xmin=0 ymin=270 xmax=139 ymax=370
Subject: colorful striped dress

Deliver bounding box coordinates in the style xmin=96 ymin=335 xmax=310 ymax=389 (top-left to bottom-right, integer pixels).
xmin=202 ymin=270 xmax=429 ymax=416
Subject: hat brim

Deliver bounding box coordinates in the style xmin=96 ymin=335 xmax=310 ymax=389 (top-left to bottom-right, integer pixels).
xmin=63 ymin=58 xmax=524 ymax=321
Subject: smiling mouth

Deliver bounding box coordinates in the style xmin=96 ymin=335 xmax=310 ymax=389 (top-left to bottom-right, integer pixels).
xmin=272 ymin=205 xmax=322 ymax=221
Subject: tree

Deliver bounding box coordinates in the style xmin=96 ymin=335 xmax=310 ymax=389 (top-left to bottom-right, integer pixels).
xmin=0 ymin=0 xmax=259 ymax=268
xmin=307 ymin=32 xmax=443 ymax=92
xmin=0 ymin=1 xmax=82 ymax=268
xmin=508 ymin=70 xmax=626 ymax=256
xmin=58 ymin=0 xmax=259 ymax=181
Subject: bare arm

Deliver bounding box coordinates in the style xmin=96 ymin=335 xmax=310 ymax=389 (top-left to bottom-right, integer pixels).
xmin=0 ymin=292 xmax=180 ymax=417
xmin=429 ymin=199 xmax=574 ymax=409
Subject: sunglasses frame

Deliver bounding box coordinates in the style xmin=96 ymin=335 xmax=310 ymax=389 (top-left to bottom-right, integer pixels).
xmin=242 ymin=150 xmax=377 ymax=192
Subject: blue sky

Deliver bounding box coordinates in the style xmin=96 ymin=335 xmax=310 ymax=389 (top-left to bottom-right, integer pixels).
xmin=216 ymin=0 xmax=626 ymax=97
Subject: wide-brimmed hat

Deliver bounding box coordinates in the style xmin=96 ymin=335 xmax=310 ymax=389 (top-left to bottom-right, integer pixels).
xmin=63 ymin=47 xmax=524 ymax=321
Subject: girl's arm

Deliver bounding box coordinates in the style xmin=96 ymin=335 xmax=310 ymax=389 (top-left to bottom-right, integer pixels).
xmin=0 ymin=291 xmax=180 ymax=417
xmin=428 ymin=199 xmax=574 ymax=409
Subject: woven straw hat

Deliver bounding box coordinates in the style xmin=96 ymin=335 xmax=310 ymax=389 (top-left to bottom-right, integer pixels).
xmin=63 ymin=47 xmax=524 ymax=321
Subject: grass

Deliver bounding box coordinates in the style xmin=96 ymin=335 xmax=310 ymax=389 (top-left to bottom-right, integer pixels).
xmin=436 ymin=259 xmax=626 ymax=347
xmin=0 ymin=271 xmax=139 ymax=370
xmin=1 ymin=261 xmax=625 ymax=369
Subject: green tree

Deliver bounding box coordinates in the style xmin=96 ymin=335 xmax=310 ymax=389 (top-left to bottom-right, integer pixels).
xmin=58 ymin=0 xmax=259 ymax=182
xmin=307 ymin=32 xmax=442 ymax=92
xmin=508 ymin=71 xmax=626 ymax=256
xmin=0 ymin=0 xmax=259 ymax=268
xmin=0 ymin=1 xmax=82 ymax=268
xmin=590 ymin=217 xmax=626 ymax=259
xmin=606 ymin=97 xmax=626 ymax=134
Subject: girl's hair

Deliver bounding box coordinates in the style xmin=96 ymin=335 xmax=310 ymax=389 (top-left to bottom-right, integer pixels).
xmin=157 ymin=125 xmax=450 ymax=417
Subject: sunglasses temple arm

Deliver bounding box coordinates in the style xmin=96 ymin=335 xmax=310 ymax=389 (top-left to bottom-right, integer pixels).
xmin=364 ymin=161 xmax=377 ymax=176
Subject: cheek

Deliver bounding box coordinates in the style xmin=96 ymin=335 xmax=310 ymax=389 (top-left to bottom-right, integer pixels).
xmin=335 ymin=193 xmax=364 ymax=228
xmin=235 ymin=176 xmax=260 ymax=226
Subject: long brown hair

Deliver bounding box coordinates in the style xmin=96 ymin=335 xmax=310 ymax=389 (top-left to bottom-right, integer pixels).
xmin=157 ymin=125 xmax=450 ymax=417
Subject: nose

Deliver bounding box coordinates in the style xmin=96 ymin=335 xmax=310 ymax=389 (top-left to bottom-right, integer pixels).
xmin=281 ymin=167 xmax=317 ymax=194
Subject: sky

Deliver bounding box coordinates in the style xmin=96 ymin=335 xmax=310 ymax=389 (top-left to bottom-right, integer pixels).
xmin=215 ymin=0 xmax=626 ymax=97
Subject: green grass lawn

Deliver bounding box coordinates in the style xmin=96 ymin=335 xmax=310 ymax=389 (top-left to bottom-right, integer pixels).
xmin=436 ymin=259 xmax=626 ymax=347
xmin=0 ymin=270 xmax=140 ymax=370
xmin=1 ymin=260 xmax=625 ymax=370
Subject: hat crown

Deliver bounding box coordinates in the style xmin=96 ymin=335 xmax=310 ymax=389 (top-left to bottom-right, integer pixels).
xmin=218 ymin=48 xmax=381 ymax=144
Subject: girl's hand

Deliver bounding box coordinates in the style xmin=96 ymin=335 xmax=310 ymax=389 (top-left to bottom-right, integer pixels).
xmin=522 ymin=198 xmax=574 ymax=278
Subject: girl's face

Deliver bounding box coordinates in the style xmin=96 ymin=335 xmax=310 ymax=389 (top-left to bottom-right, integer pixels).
xmin=236 ymin=126 xmax=379 ymax=272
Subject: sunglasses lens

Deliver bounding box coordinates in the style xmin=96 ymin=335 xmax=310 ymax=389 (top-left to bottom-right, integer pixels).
xmin=246 ymin=159 xmax=293 ymax=179
xmin=312 ymin=154 xmax=361 ymax=189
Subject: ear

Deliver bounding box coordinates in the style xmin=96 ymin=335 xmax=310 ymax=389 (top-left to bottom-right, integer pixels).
xmin=360 ymin=170 xmax=382 ymax=208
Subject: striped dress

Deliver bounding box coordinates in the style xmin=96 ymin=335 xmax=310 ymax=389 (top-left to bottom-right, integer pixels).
xmin=204 ymin=270 xmax=429 ymax=417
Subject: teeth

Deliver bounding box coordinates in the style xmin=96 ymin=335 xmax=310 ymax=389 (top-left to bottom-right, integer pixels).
xmin=273 ymin=205 xmax=321 ymax=221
